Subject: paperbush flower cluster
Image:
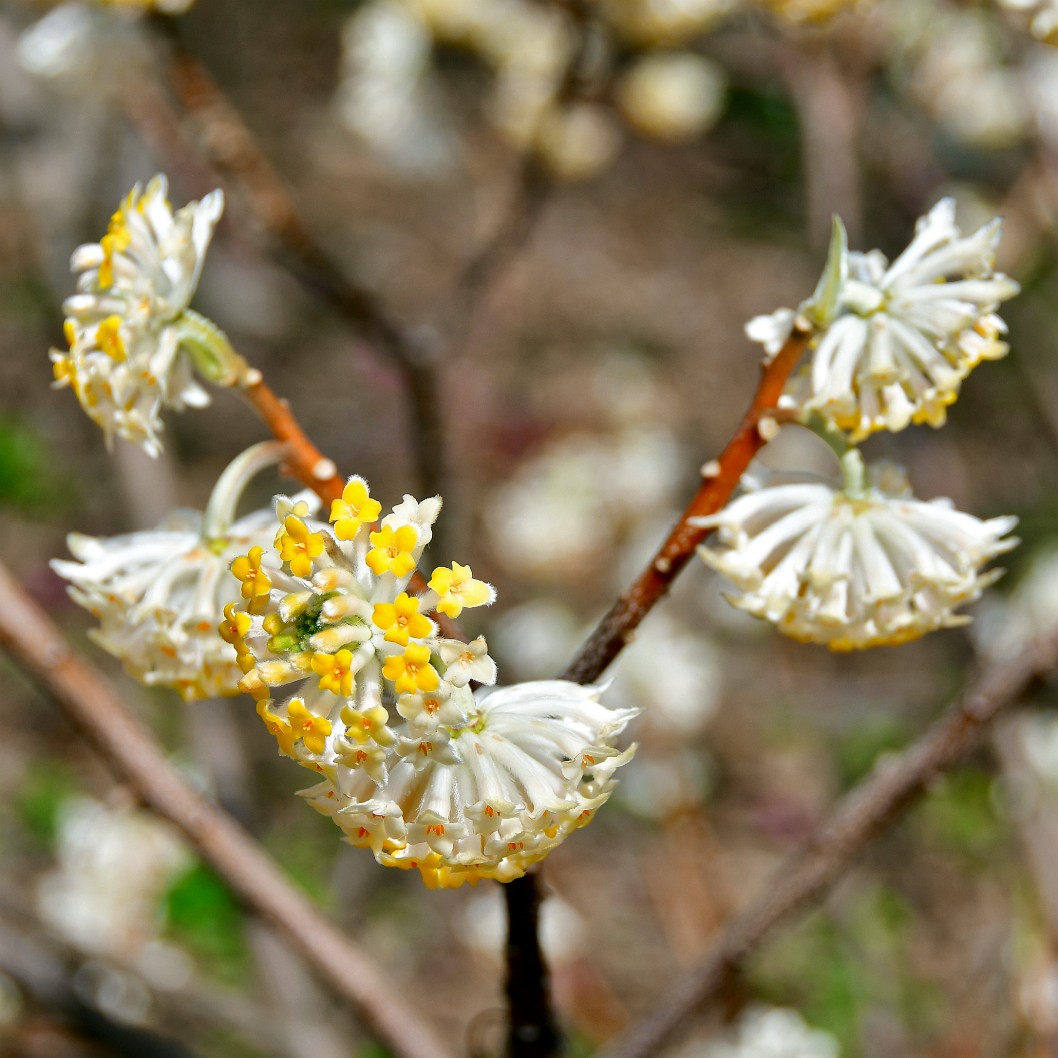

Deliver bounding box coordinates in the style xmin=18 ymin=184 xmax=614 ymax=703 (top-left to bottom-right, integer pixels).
xmin=222 ymin=478 xmax=636 ymax=887
xmin=48 ymin=174 xmax=1023 ymax=888
xmin=747 ymin=200 xmax=1019 ymax=441
xmin=335 ymin=0 xmax=864 ymax=181
xmin=51 ymin=175 xmax=250 ymax=456
xmin=695 ymin=452 xmax=1017 ymax=650
xmin=52 ymin=444 xmax=292 ymax=700
xmin=704 ymin=199 xmax=1020 ymax=649
xmin=48 ymin=177 xmax=638 ymax=887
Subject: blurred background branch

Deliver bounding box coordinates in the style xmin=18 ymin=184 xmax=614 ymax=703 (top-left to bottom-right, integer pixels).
xmin=0 ymin=558 xmax=454 ymax=1058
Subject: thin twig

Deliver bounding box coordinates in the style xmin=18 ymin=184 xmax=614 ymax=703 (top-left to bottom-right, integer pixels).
xmin=562 ymin=326 xmax=812 ymax=685
xmin=237 ymin=374 xmax=466 ymax=640
xmin=454 ymin=155 xmax=552 ymax=328
xmin=0 ymin=559 xmax=455 ymax=1058
xmin=239 ymin=375 xmax=345 ymax=505
xmin=142 ymin=17 xmax=445 ymax=501
xmin=597 ymin=631 xmax=1058 ymax=1058
xmin=447 ymin=0 xmax=598 ymax=343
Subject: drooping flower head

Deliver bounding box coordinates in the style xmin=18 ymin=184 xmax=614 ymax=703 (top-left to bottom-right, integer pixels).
xmin=52 ymin=443 xmax=291 ymax=700
xmin=693 ymin=448 xmax=1018 ymax=650
xmin=225 ymin=476 xmax=636 ymax=886
xmin=50 ymin=175 xmax=250 ymax=455
xmin=302 ymin=681 xmax=636 ymax=888
xmin=746 ymin=199 xmax=1020 ymax=441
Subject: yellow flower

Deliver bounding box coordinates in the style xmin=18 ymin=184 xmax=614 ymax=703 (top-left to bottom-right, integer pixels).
xmin=372 ymin=592 xmax=432 ymax=646
xmin=257 ymin=700 xmax=295 ymax=756
xmin=288 ymin=699 xmax=333 ymax=755
xmin=95 ymin=316 xmax=126 ymax=362
xmin=231 ymin=546 xmax=272 ymax=613
xmin=311 ymin=648 xmax=357 ymax=697
xmin=97 ymin=210 xmax=131 ymax=290
xmin=218 ymin=602 xmax=253 ymax=664
xmin=383 ymin=644 xmax=440 ymax=695
xmin=276 ymin=515 xmax=325 ymax=579
xmin=340 ymin=703 xmax=396 ymax=746
xmin=330 ymin=478 xmax=382 ymax=541
xmin=428 ymin=562 xmax=494 ymax=618
xmin=366 ymin=524 xmax=418 ymax=578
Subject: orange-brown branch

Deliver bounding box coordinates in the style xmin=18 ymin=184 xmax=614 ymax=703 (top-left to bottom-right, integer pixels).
xmin=240 ymin=377 xmax=345 ymax=506
xmin=561 ymin=326 xmax=811 ymax=685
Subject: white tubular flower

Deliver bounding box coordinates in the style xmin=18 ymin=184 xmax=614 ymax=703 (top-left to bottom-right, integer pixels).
xmin=227 ymin=481 xmax=634 ymax=885
xmin=438 ymin=636 xmax=497 ymax=687
xmin=693 ymin=450 xmax=1018 ymax=651
xmin=52 ymin=443 xmax=293 ymax=700
xmin=747 ymin=200 xmax=1020 ymax=441
xmin=51 ymin=175 xmax=249 ymax=456
xmin=300 ymin=681 xmax=637 ymax=889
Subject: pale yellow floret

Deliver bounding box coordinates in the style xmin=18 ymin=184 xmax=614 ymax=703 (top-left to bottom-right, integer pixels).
xmin=372 ymin=592 xmax=431 ymax=646
xmin=230 ymin=546 xmax=272 ymax=613
xmin=340 ymin=703 xmax=395 ymax=745
xmin=329 ymin=479 xmax=382 ymax=541
xmin=218 ymin=602 xmax=253 ymax=659
xmin=287 ymin=699 xmax=332 ymax=755
xmin=238 ymin=668 xmax=271 ymax=702
xmin=428 ymin=562 xmax=493 ymax=618
xmin=311 ymin=648 xmax=356 ymax=697
xmin=257 ymin=699 xmax=295 ymax=756
xmin=276 ymin=515 xmax=325 ymax=579
xmin=95 ymin=316 xmax=127 ymax=363
xmin=366 ymin=524 xmax=419 ymax=578
xmin=382 ymin=643 xmax=440 ymax=694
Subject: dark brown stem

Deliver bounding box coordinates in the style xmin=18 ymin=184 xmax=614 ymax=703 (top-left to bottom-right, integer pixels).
xmin=597 ymin=632 xmax=1058 ymax=1058
xmin=505 ymin=874 xmax=561 ymax=1058
xmin=145 ymin=16 xmax=445 ymax=500
xmin=562 ymin=327 xmax=811 ymax=684
xmin=0 ymin=559 xmax=454 ymax=1058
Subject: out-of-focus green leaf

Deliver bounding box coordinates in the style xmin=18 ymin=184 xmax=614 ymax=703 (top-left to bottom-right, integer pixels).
xmin=16 ymin=760 xmax=80 ymax=845
xmin=164 ymin=862 xmax=248 ymax=982
xmin=0 ymin=415 xmax=69 ymax=516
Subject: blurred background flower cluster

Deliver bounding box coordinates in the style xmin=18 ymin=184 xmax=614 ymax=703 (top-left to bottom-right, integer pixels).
xmin=3 ymin=0 xmax=1058 ymax=1055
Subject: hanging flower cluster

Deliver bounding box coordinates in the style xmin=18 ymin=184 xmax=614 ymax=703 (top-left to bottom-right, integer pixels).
xmin=703 ymin=199 xmax=1019 ymax=650
xmin=746 ymin=199 xmax=1019 ymax=441
xmin=52 ymin=444 xmax=292 ymax=700
xmin=223 ymin=477 xmax=636 ymax=887
xmin=50 ymin=175 xmax=250 ymax=456
xmin=694 ymin=452 xmax=1017 ymax=650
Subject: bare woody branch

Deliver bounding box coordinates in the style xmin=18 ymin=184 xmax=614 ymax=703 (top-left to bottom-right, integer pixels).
xmin=142 ymin=17 xmax=445 ymax=501
xmin=598 ymin=630 xmax=1058 ymax=1058
xmin=562 ymin=325 xmax=812 ymax=685
xmin=0 ymin=559 xmax=455 ymax=1058
xmin=448 ymin=1 xmax=600 ymax=340
xmin=497 ymin=326 xmax=813 ymax=1058
xmin=240 ymin=376 xmax=346 ymax=505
